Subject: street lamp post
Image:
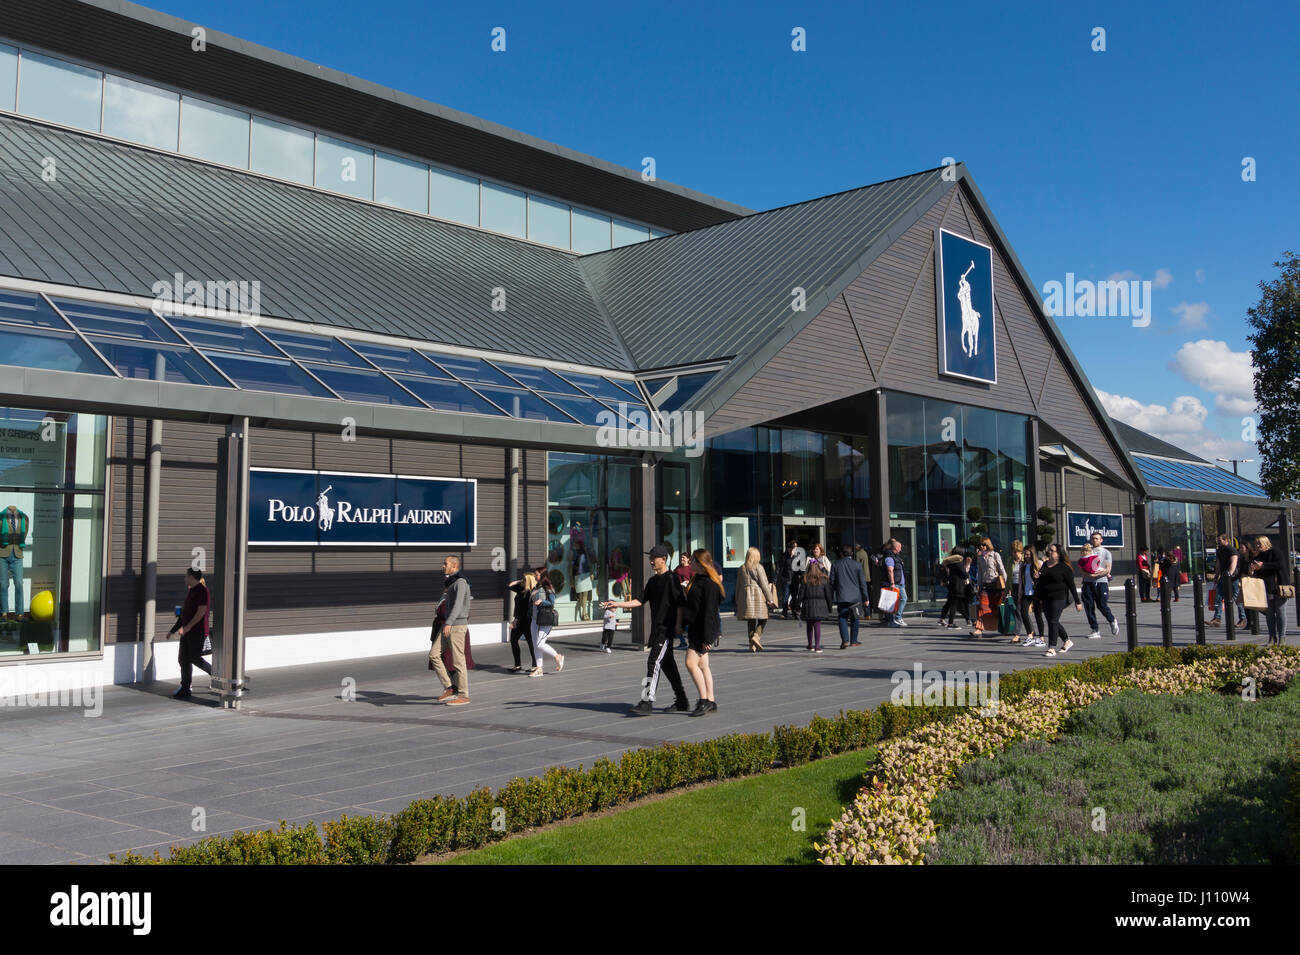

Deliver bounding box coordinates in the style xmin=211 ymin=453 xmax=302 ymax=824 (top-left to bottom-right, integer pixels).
xmin=1215 ymin=457 xmax=1254 ymax=476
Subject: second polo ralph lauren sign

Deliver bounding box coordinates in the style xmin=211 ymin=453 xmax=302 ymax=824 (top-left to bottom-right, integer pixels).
xmin=936 ymin=228 xmax=997 ymax=385
xmin=249 ymin=468 xmax=476 ymax=546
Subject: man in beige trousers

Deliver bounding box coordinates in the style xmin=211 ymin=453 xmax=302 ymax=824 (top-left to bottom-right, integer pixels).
xmin=431 ymin=555 xmax=473 ymax=706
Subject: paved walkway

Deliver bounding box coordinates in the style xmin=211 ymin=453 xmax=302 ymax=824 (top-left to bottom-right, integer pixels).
xmin=0 ymin=595 xmax=1279 ymax=863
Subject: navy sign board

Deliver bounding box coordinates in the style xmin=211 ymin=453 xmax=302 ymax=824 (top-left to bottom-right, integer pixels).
xmin=935 ymin=228 xmax=997 ymax=384
xmin=1064 ymin=511 xmax=1125 ymax=549
xmin=249 ymin=468 xmax=476 ymax=547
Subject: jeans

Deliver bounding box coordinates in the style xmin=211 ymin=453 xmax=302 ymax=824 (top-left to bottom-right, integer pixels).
xmin=1138 ymin=573 xmax=1151 ymax=600
xmin=1214 ymin=576 xmax=1246 ymax=623
xmin=509 ymin=621 xmax=536 ymax=667
xmin=836 ymin=603 xmax=861 ymax=644
xmin=891 ymin=585 xmax=907 ymax=624
xmin=1081 ymin=580 xmax=1115 ymax=632
xmin=1264 ymin=596 xmax=1288 ymax=644
xmin=0 ymin=554 xmax=23 ymax=614
xmin=1043 ymin=597 xmax=1070 ymax=648
xmin=531 ymin=620 xmax=559 ymax=664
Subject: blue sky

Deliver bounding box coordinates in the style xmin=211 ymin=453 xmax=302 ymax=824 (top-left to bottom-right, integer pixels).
xmin=150 ymin=0 xmax=1297 ymax=481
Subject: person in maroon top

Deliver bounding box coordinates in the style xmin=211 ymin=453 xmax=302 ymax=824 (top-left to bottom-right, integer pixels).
xmin=173 ymin=567 xmax=212 ymax=699
xmin=673 ymin=553 xmax=693 ymax=649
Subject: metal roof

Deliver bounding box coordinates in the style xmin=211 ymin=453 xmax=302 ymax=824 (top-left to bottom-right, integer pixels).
xmin=1109 ymin=419 xmax=1206 ymax=464
xmin=2 ymin=0 xmax=750 ymax=233
xmin=580 ymin=168 xmax=950 ymax=369
xmin=0 ymin=114 xmax=631 ymax=368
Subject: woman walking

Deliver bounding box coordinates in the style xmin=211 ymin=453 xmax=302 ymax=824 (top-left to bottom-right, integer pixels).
xmin=1248 ymin=536 xmax=1288 ymax=645
xmin=969 ymin=538 xmax=1007 ymax=637
xmin=506 ymin=571 xmax=538 ymax=673
xmin=811 ymin=542 xmax=831 ymax=575
xmin=1017 ymin=545 xmax=1046 ymax=647
xmin=800 ymin=560 xmax=834 ymax=652
xmin=682 ymin=549 xmax=723 ymax=715
xmin=1037 ymin=543 xmax=1082 ymax=656
xmin=938 ymin=546 xmax=970 ymax=628
xmin=735 ymin=546 xmax=776 ymax=652
xmin=529 ymin=571 xmax=564 ymax=677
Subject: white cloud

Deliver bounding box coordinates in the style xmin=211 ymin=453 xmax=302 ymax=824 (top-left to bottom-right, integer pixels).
xmin=1170 ymin=339 xmax=1255 ymax=413
xmin=1096 ymin=388 xmax=1254 ymax=463
xmin=1171 ymin=301 xmax=1210 ymax=329
xmin=1195 ymin=268 xmax=1206 ymax=283
xmin=1106 ymin=270 xmax=1140 ymax=283
xmin=1154 ymin=268 xmax=1174 ymax=289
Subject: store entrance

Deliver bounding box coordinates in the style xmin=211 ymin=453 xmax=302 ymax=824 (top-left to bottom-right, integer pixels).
xmin=783 ymin=518 xmax=826 ymax=559
xmin=888 ymin=520 xmax=919 ymax=601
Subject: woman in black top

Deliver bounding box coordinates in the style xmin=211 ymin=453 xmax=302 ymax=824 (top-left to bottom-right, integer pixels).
xmin=1036 ymin=544 xmax=1082 ymax=656
xmin=938 ymin=548 xmax=971 ymax=628
xmin=682 ymin=548 xmax=723 ymax=716
xmin=800 ymin=561 xmax=834 ymax=651
xmin=506 ymin=571 xmax=538 ymax=672
xmin=1248 ymin=536 xmax=1287 ymax=645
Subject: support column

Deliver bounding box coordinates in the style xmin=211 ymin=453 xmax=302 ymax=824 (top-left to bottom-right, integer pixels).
xmin=140 ymin=418 xmax=162 ymax=680
xmin=867 ymin=389 xmax=889 ymax=547
xmin=1025 ymin=418 xmax=1042 ymax=540
xmin=1279 ymin=509 xmax=1292 ymax=570
xmin=211 ymin=419 xmax=249 ymax=709
xmin=505 ymin=447 xmax=520 ymax=628
xmin=1134 ymin=500 xmax=1150 ymax=552
xmin=1217 ymin=504 xmax=1232 ymax=544
xmin=628 ymin=456 xmax=656 ymax=648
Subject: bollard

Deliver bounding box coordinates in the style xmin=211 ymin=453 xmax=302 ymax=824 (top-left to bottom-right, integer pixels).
xmin=1124 ymin=577 xmax=1138 ymax=651
xmin=1224 ymin=578 xmax=1236 ymax=642
xmin=1295 ymin=567 xmax=1300 ymax=628
xmin=1192 ymin=574 xmax=1205 ymax=645
xmin=1160 ymin=574 xmax=1174 ymax=649
xmin=1250 ymin=606 xmax=1260 ymax=636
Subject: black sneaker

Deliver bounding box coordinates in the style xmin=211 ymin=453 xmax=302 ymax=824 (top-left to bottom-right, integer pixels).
xmin=172 ymin=687 xmax=192 ymax=699
xmin=705 ymin=700 xmax=718 ymax=713
xmin=673 ymin=698 xmax=691 ymax=712
xmin=628 ymin=700 xmax=654 ymax=716
xmin=689 ymin=700 xmax=709 ymax=717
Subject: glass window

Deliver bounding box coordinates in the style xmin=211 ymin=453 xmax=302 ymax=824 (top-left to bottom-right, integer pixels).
xmin=302 ymin=363 xmax=424 ymax=407
xmin=315 ymin=134 xmax=373 ymax=199
xmin=555 ymin=371 xmax=640 ymax=404
xmin=392 ymin=376 xmax=506 ymax=416
xmin=480 ymin=182 xmax=526 ymax=237
xmin=527 ymin=195 xmax=570 ymax=247
xmin=202 ymin=351 xmax=335 ymax=398
xmin=17 ymin=51 xmax=102 ymax=131
xmin=261 ymin=329 xmax=368 ymax=366
xmin=0 ymin=325 xmax=113 ymax=376
xmin=101 ymin=74 xmax=178 ymax=150
xmin=0 ymin=44 xmax=18 ymax=111
xmin=349 ymin=341 xmax=448 ymax=378
xmin=492 ymin=361 xmax=584 ymax=394
xmin=924 ymin=399 xmax=963 ymax=516
xmin=612 ymin=219 xmax=649 ymax=248
xmin=650 ymin=372 xmax=714 ymax=412
xmin=572 ymin=208 xmax=611 ymax=253
xmin=84 ymin=336 xmax=229 ymax=387
xmin=962 ymin=405 xmax=998 ymax=518
xmin=0 ymin=290 xmax=74 ymax=330
xmin=650 ymin=228 xmax=671 ymax=240
xmin=49 ymin=298 xmax=182 ymax=344
xmin=472 ymin=386 xmax=578 ymax=422
xmin=250 ymin=115 xmax=314 ymax=184
xmin=886 ymin=392 xmax=926 ymax=514
xmin=167 ymin=316 xmax=280 ymax=356
xmin=539 ymin=393 xmax=614 ymax=426
xmin=375 ymin=151 xmax=428 ymax=213
xmin=430 ymin=166 xmax=479 ymax=225
xmin=429 ymin=354 xmax=518 ymax=387
xmin=179 ymin=96 xmax=250 ymax=168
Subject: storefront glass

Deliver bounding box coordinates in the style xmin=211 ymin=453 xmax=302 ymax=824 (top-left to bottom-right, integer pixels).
xmin=1149 ymin=500 xmax=1204 ymax=576
xmin=0 ymin=408 xmax=107 ymax=656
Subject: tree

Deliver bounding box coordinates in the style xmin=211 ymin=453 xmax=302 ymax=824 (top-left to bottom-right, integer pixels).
xmin=1246 ymin=252 xmax=1300 ymax=501
xmin=965 ymin=506 xmax=987 ymax=550
xmin=1035 ymin=506 xmax=1056 ymax=551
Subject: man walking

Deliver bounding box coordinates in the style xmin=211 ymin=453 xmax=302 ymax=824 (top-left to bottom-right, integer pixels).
xmin=830 ymin=544 xmax=869 ymax=648
xmin=882 ymin=539 xmax=907 ymax=627
xmin=1081 ymin=531 xmax=1119 ymax=638
xmin=604 ymin=544 xmax=690 ymax=716
xmin=1209 ymin=534 xmax=1245 ymax=627
xmin=431 ymin=555 xmax=473 ymax=706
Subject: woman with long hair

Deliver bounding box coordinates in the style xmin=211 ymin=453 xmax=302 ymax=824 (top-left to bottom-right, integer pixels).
xmin=735 ymin=546 xmax=776 ymax=652
xmin=529 ymin=569 xmax=564 ymax=677
xmin=1036 ymin=543 xmax=1082 ymax=656
xmin=970 ymin=537 xmax=1007 ymax=637
xmin=682 ymin=548 xmax=723 ymax=715
xmin=1248 ymin=536 xmax=1287 ymax=645
xmin=800 ymin=559 xmax=833 ymax=652
xmin=1017 ymin=545 xmax=1046 ymax=647
xmin=506 ymin=570 xmax=538 ymax=673
xmin=937 ymin=546 xmax=970 ymax=629
xmin=810 ymin=542 xmax=831 ymax=575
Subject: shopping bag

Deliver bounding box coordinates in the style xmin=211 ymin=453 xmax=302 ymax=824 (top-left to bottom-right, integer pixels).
xmin=997 ymin=595 xmax=1017 ymax=635
xmin=877 ymin=587 xmax=899 ymax=613
xmin=1207 ymin=582 xmax=1216 ymax=611
xmin=1179 ymin=572 xmax=1189 ymax=585
xmin=1240 ymin=576 xmax=1268 ymax=611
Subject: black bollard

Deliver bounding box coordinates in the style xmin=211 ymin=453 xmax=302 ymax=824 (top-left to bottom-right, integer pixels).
xmin=1160 ymin=574 xmax=1174 ymax=649
xmin=1192 ymin=574 xmax=1205 ymax=645
xmin=1250 ymin=606 xmax=1260 ymax=636
xmin=1295 ymin=567 xmax=1300 ymax=628
xmin=1124 ymin=577 xmax=1138 ymax=651
xmin=1224 ymin=578 xmax=1236 ymax=642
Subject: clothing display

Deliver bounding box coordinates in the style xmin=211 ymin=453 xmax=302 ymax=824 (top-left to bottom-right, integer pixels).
xmin=0 ymin=505 xmax=30 ymax=617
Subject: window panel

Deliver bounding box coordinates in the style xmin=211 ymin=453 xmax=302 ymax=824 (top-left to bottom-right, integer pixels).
xmin=612 ymin=218 xmax=649 ymax=248
xmin=650 ymin=372 xmax=713 ymax=412
xmin=262 ymin=329 xmax=368 ymax=366
xmin=180 ymin=96 xmax=250 ymax=167
xmin=650 ymin=228 xmax=671 ymax=240
xmin=349 ymin=341 xmax=449 ymax=377
xmin=492 ymin=361 xmax=583 ymax=394
xmin=202 ymin=351 xmax=334 ymax=397
xmin=167 ymin=316 xmax=281 ymax=356
xmin=429 ymin=354 xmax=518 ymax=387
xmin=393 ymin=375 xmax=506 ymax=416
xmin=315 ymin=134 xmax=373 ymax=199
xmin=527 ymin=195 xmax=570 ymax=247
xmin=0 ymin=290 xmax=74 ymax=330
xmin=0 ymin=325 xmax=113 ymax=375
xmin=250 ymin=115 xmax=314 ymax=184
xmin=481 ymin=181 xmax=526 ymax=237
xmin=302 ymin=363 xmax=424 ymax=407
xmin=375 ymin=151 xmax=428 ymax=213
xmin=471 ymin=385 xmax=578 ymax=423
xmin=101 ymin=74 xmax=178 ymax=150
xmin=430 ymin=166 xmax=479 ymax=225
xmin=0 ymin=44 xmax=17 ymax=111
xmin=17 ymin=51 xmax=102 ymax=131
xmin=85 ymin=336 xmax=228 ymax=386
xmin=556 ymin=371 xmax=640 ymax=404
xmin=50 ymin=298 xmax=182 ymax=344
xmin=571 ymin=207 xmax=611 ymax=253
xmin=539 ymin=393 xmax=614 ymax=426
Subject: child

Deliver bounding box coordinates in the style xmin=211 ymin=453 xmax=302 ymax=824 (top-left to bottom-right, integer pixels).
xmin=1078 ymin=543 xmax=1099 ymax=578
xmin=600 ymin=604 xmax=617 ymax=653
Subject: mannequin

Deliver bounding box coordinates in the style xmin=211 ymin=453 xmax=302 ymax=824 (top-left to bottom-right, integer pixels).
xmin=572 ymin=536 xmax=593 ymax=621
xmin=0 ymin=504 xmax=30 ymax=620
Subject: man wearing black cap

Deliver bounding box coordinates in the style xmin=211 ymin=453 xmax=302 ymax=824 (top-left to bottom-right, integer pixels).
xmin=603 ymin=544 xmax=690 ymax=715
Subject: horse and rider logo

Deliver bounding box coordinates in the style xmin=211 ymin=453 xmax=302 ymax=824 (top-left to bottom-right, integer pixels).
xmin=318 ymin=485 xmax=335 ymax=532
xmin=936 ymin=229 xmax=996 ymax=383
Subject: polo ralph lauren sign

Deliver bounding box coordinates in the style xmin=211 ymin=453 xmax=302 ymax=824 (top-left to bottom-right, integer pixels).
xmin=249 ymin=468 xmax=476 ymax=547
xmin=936 ymin=228 xmax=997 ymax=384
xmin=1064 ymin=511 xmax=1125 ymax=549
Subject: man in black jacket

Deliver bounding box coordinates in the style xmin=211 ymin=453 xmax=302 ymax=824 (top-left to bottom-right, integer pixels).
xmin=830 ymin=545 xmax=870 ymax=648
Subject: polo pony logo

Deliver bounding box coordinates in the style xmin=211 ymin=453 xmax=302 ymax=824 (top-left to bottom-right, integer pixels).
xmin=318 ymin=486 xmax=335 ymax=532
xmin=958 ymin=260 xmax=981 ymax=359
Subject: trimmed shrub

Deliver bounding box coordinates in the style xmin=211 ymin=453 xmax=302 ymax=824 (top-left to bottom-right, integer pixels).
xmin=322 ymin=814 xmax=393 ymax=865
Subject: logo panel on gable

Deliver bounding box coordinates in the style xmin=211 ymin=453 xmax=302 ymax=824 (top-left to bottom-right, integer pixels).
xmin=935 ymin=228 xmax=996 ymax=385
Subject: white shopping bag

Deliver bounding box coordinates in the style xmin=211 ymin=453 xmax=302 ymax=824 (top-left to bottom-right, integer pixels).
xmin=877 ymin=587 xmax=899 ymax=613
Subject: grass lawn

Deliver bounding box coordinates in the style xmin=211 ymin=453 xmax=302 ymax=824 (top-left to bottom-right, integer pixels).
xmin=445 ymin=748 xmax=874 ymax=865
xmin=928 ymin=683 xmax=1300 ymax=864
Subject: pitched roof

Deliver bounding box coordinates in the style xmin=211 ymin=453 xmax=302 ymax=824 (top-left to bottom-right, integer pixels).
xmin=1109 ymin=419 xmax=1206 ymax=463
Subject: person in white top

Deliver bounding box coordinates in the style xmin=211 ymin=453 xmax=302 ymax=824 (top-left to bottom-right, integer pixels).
xmin=1081 ymin=531 xmax=1119 ymax=638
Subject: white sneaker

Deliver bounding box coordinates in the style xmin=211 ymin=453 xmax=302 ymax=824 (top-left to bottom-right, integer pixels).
xmin=1034 ymin=637 xmax=1047 ymax=647
xmin=604 ymin=646 xmax=613 ymax=653
xmin=528 ymin=667 xmax=543 ymax=678
xmin=1087 ymin=631 xmax=1101 ymax=639
xmin=1044 ymin=648 xmax=1057 ymax=656
xmin=1061 ymin=639 xmax=1073 ymax=653
xmin=1110 ymin=619 xmax=1120 ymax=636
xmin=556 ymin=653 xmax=565 ymax=673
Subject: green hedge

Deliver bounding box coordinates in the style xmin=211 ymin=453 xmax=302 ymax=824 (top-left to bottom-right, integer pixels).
xmin=112 ymin=644 xmax=1279 ymax=865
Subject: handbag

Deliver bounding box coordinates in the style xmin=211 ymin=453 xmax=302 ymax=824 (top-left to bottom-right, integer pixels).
xmin=1277 ymin=584 xmax=1295 ymax=601
xmin=1240 ymin=576 xmax=1268 ymax=611
xmin=1179 ymin=572 xmax=1189 ymax=585
xmin=877 ymin=587 xmax=899 ymax=613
